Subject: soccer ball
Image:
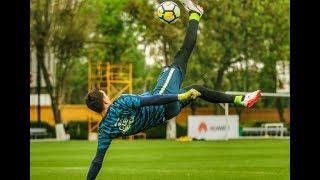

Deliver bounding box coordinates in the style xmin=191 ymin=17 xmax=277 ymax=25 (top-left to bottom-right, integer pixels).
xmin=157 ymin=1 xmax=180 ymax=24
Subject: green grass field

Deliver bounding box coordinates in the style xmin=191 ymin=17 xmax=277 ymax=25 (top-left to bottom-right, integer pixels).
xmin=31 ymin=139 xmax=289 ymax=180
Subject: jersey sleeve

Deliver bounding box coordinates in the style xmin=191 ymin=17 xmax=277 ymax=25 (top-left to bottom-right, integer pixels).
xmin=139 ymin=94 xmax=178 ymax=106
xmin=117 ymin=94 xmax=179 ymax=108
xmin=86 ymin=137 xmax=112 ymax=180
xmin=86 ymin=148 xmax=107 ymax=180
xmin=116 ymin=94 xmax=141 ymax=109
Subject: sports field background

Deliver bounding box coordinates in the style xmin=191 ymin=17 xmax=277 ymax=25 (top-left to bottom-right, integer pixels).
xmin=31 ymin=139 xmax=289 ymax=180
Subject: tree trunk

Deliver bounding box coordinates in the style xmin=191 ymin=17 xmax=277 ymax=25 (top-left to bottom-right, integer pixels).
xmin=235 ymin=106 xmax=243 ymax=122
xmin=163 ymin=40 xmax=169 ymax=66
xmin=244 ymin=58 xmax=248 ymax=92
xmin=214 ymin=67 xmax=226 ymax=91
xmin=33 ymin=0 xmax=69 ymax=140
xmin=39 ymin=50 xmax=69 ymax=140
xmin=36 ymin=46 xmax=42 ymax=125
xmin=213 ymin=65 xmax=227 ymax=115
xmin=276 ymin=97 xmax=285 ymax=123
xmin=40 ymin=60 xmax=62 ymax=124
xmin=190 ymin=102 xmax=197 ymax=115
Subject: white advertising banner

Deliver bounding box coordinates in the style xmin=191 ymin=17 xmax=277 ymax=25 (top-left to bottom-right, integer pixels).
xmin=188 ymin=115 xmax=239 ymax=140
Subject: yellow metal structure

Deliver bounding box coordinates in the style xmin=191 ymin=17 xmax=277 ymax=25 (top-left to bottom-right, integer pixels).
xmin=88 ymin=61 xmax=133 ymax=101
xmin=87 ymin=60 xmax=140 ymax=139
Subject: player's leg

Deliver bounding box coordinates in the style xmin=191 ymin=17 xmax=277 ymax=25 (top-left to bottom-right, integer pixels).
xmin=153 ymin=1 xmax=204 ymax=119
xmin=182 ymin=85 xmax=261 ymax=107
xmin=171 ymin=0 xmax=204 ymax=78
xmin=153 ymin=1 xmax=203 ymax=95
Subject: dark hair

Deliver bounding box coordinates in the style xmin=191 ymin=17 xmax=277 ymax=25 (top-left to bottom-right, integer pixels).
xmin=85 ymin=89 xmax=105 ymax=113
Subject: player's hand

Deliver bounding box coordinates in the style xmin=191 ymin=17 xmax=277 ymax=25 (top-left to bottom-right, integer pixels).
xmin=178 ymin=89 xmax=201 ymax=101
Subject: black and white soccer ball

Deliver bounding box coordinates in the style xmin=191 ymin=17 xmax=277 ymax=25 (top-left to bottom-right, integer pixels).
xmin=157 ymin=1 xmax=181 ymax=24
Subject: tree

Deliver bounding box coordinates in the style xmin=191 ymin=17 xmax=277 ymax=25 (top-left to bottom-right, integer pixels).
xmin=256 ymin=0 xmax=290 ymax=121
xmin=64 ymin=59 xmax=88 ymax=104
xmin=31 ymin=0 xmax=95 ymax=138
xmin=182 ymin=0 xmax=289 ymax=113
xmin=95 ymin=0 xmax=149 ymax=93
xmin=96 ymin=0 xmax=290 ymax=122
xmin=30 ymin=0 xmax=54 ymax=125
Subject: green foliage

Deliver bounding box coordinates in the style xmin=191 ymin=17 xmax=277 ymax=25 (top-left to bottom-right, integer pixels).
xmin=239 ymin=121 xmax=289 ymax=128
xmin=176 ymin=123 xmax=188 ymax=137
xmin=51 ymin=3 xmax=89 ymax=105
xmin=95 ymin=0 xmax=150 ymax=93
xmin=65 ymin=121 xmax=88 ymax=139
xmin=64 ymin=60 xmax=88 ymax=104
xmin=31 ymin=0 xmax=290 ymax=108
xmin=30 ymin=0 xmax=102 ymax=110
xmin=145 ymin=123 xmax=167 ymax=138
xmin=184 ymin=0 xmax=289 ymax=110
xmin=145 ymin=123 xmax=188 ymax=138
xmin=29 ymin=120 xmax=90 ymax=140
xmin=30 ymin=121 xmax=91 ymax=139
xmin=96 ymin=0 xmax=128 ymax=62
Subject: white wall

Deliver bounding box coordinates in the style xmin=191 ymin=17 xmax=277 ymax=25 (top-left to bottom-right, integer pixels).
xmin=30 ymin=94 xmax=51 ymax=106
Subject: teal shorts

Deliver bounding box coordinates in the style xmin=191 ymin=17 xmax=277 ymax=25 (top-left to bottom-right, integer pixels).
xmin=152 ymin=64 xmax=191 ymax=119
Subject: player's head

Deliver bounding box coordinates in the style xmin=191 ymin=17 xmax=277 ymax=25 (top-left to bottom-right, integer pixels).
xmin=85 ymin=89 xmax=111 ymax=113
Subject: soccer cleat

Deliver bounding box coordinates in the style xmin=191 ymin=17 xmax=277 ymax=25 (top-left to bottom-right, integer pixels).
xmin=179 ymin=0 xmax=204 ymax=17
xmin=241 ymin=90 xmax=261 ymax=108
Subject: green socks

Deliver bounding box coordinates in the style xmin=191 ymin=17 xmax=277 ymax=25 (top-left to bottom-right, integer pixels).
xmin=189 ymin=12 xmax=201 ymax=22
xmin=234 ymin=96 xmax=243 ymax=105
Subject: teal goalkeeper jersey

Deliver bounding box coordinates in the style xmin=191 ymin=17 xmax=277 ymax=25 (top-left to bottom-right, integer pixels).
xmin=98 ymin=92 xmax=166 ymax=150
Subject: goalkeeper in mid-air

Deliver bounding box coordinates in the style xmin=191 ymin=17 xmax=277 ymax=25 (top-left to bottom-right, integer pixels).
xmin=85 ymin=0 xmax=261 ymax=179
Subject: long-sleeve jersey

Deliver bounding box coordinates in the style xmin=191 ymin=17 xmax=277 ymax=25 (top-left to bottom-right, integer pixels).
xmin=87 ymin=93 xmax=181 ymax=180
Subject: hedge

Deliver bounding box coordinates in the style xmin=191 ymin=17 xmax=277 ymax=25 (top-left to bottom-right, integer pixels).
xmin=30 ymin=121 xmax=56 ymax=138
xmin=65 ymin=121 xmax=88 ymax=139
xmin=32 ymin=120 xmax=287 ymax=139
xmin=145 ymin=122 xmax=188 ymax=139
xmin=30 ymin=120 xmax=89 ymax=139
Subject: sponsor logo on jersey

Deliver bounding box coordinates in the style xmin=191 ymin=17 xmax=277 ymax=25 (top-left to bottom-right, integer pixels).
xmin=115 ymin=115 xmax=135 ymax=134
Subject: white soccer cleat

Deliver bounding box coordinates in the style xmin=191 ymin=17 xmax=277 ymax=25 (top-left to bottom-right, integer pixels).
xmin=179 ymin=0 xmax=204 ymax=16
xmin=242 ymin=90 xmax=261 ymax=108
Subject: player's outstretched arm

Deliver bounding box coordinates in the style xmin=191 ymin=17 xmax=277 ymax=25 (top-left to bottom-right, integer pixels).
xmin=87 ymin=149 xmax=106 ymax=180
xmin=86 ymin=139 xmax=112 ymax=180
